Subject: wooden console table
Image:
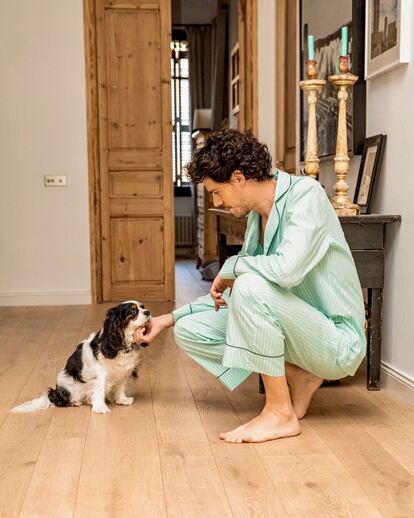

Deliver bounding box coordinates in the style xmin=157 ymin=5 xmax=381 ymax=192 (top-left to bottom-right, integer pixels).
xmin=211 ymin=209 xmax=401 ymax=390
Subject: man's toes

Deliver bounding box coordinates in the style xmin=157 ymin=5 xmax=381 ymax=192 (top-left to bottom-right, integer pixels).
xmin=225 ymin=435 xmax=240 ymax=443
xmin=220 ymin=431 xmax=236 ymax=441
xmin=221 ymin=432 xmax=235 ymax=442
xmin=224 ymin=426 xmax=254 ymax=443
xmin=219 ymin=423 xmax=247 ymax=440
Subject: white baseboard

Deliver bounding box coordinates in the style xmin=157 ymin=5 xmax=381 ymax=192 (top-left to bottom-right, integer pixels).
xmin=381 ymin=361 xmax=414 ymax=407
xmin=0 ymin=290 xmax=91 ymax=306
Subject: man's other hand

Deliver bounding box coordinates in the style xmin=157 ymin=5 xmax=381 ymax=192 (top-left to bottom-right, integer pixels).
xmin=210 ymin=275 xmax=234 ymax=311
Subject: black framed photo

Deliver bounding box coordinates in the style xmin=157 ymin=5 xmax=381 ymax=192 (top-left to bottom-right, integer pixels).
xmin=300 ymin=0 xmax=366 ymax=161
xmin=353 ymin=134 xmax=386 ymax=214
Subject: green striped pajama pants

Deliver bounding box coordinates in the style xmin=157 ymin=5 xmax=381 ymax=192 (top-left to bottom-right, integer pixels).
xmin=174 ymin=272 xmax=348 ymax=391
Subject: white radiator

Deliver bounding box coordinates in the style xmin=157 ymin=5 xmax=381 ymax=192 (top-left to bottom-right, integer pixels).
xmin=175 ymin=214 xmax=194 ymax=246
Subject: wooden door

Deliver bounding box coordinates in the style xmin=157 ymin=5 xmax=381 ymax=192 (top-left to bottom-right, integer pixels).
xmin=94 ymin=0 xmax=174 ymax=301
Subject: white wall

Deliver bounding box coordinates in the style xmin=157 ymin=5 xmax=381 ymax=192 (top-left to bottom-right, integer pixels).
xmin=258 ymin=1 xmax=414 ymax=398
xmin=364 ymin=44 xmax=414 ymax=391
xmin=0 ymin=1 xmax=91 ymax=305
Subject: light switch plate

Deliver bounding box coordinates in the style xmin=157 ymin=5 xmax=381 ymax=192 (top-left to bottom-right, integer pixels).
xmin=44 ymin=175 xmax=67 ymax=187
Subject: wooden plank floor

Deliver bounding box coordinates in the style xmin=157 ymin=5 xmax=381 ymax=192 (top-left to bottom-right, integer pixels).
xmin=0 ymin=259 xmax=413 ymax=517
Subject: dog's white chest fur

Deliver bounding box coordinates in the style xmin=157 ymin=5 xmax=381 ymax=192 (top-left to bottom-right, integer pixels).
xmin=103 ymin=348 xmax=141 ymax=385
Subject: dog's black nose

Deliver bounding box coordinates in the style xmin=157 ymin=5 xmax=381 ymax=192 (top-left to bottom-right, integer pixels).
xmin=143 ymin=310 xmax=150 ymax=316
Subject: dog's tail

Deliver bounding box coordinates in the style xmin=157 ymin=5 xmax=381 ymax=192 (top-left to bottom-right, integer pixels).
xmin=10 ymin=385 xmax=72 ymax=413
xmin=10 ymin=395 xmax=52 ymax=414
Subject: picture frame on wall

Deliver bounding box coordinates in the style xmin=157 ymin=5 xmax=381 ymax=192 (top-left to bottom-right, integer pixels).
xmin=299 ymin=0 xmax=366 ymax=161
xmin=365 ymin=0 xmax=410 ymax=80
xmin=353 ymin=134 xmax=387 ymax=214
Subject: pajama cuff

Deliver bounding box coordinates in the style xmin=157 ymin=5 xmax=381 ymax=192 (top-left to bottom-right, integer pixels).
xmin=219 ymin=255 xmax=240 ymax=280
xmin=172 ymin=304 xmax=193 ymax=323
xmin=216 ymin=367 xmax=251 ymax=391
xmin=223 ymin=343 xmax=286 ymax=378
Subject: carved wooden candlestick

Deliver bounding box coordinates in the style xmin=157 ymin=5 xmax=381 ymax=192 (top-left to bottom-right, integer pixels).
xmin=328 ymin=56 xmax=360 ymax=215
xmin=299 ymin=60 xmax=326 ymax=180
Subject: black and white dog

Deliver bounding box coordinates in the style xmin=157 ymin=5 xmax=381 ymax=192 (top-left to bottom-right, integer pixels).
xmin=11 ymin=300 xmax=151 ymax=414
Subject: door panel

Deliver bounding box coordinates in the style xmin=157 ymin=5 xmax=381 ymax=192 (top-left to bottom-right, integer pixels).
xmin=106 ymin=9 xmax=162 ymax=149
xmin=110 ymin=171 xmax=163 ymax=198
xmin=95 ymin=0 xmax=174 ymax=301
xmin=111 ymin=218 xmax=164 ymax=283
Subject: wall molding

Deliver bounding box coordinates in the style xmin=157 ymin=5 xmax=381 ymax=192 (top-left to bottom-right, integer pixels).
xmin=381 ymin=361 xmax=414 ymax=407
xmin=0 ymin=291 xmax=91 ymax=306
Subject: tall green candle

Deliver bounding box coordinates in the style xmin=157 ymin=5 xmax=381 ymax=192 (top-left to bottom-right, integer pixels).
xmin=341 ymin=26 xmax=348 ymax=56
xmin=307 ymin=35 xmax=314 ymax=60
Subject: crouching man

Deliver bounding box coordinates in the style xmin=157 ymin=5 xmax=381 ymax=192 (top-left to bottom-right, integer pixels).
xmin=135 ymin=129 xmax=366 ymax=444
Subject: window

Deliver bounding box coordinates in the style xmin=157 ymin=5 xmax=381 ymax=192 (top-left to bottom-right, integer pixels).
xmin=171 ymin=39 xmax=191 ymax=186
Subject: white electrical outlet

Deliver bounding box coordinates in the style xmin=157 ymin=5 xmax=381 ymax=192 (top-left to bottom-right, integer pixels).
xmin=44 ymin=175 xmax=67 ymax=187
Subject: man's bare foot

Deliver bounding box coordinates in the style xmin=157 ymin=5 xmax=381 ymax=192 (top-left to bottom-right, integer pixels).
xmin=285 ymin=363 xmax=324 ymax=419
xmin=219 ymin=406 xmax=300 ymax=443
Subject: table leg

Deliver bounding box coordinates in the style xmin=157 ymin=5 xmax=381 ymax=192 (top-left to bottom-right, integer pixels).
xmin=367 ymin=287 xmax=383 ymax=390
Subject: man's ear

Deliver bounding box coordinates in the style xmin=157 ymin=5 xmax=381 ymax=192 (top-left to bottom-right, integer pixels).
xmin=232 ymin=170 xmax=245 ymax=185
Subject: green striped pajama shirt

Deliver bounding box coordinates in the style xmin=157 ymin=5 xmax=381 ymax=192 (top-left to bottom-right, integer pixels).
xmin=172 ymin=170 xmax=367 ymax=390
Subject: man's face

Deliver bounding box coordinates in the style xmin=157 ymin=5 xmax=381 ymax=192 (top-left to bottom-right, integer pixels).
xmin=203 ymin=172 xmax=250 ymax=219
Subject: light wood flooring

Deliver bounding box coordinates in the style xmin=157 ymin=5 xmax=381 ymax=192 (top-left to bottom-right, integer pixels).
xmin=0 ymin=260 xmax=413 ymax=517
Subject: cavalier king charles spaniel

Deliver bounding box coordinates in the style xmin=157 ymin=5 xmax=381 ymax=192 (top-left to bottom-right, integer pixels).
xmin=11 ymin=300 xmax=151 ymax=414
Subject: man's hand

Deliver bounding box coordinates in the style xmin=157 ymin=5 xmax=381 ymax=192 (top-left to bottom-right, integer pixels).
xmin=210 ymin=274 xmax=234 ymax=311
xmin=133 ymin=313 xmax=174 ymax=345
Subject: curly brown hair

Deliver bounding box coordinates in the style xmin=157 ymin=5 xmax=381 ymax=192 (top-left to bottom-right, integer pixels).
xmin=185 ymin=129 xmax=273 ymax=184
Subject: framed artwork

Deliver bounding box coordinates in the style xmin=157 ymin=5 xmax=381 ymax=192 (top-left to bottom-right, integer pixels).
xmin=365 ymin=0 xmax=410 ymax=80
xmin=354 ymin=134 xmax=387 ymax=214
xmin=300 ymin=0 xmax=366 ymax=160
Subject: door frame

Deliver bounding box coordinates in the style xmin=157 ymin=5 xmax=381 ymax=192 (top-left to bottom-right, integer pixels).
xmin=83 ymin=0 xmax=102 ymax=303
xmin=275 ymin=0 xmax=297 ymax=172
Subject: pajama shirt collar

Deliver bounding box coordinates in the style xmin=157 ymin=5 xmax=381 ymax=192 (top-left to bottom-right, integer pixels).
xmin=243 ymin=169 xmax=293 ymax=256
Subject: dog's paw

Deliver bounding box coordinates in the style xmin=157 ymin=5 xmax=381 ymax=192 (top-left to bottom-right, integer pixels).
xmin=115 ymin=396 xmax=134 ymax=406
xmin=92 ymin=403 xmax=110 ymax=414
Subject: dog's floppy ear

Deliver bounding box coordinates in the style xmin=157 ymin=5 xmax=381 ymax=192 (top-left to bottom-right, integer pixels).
xmin=100 ymin=307 xmax=124 ymax=359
